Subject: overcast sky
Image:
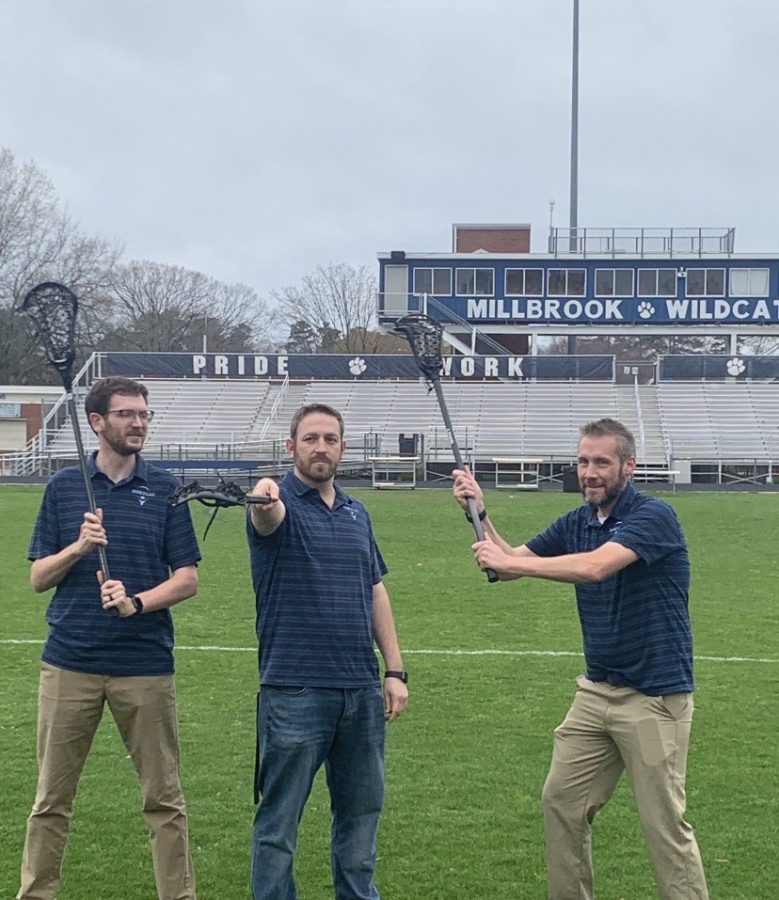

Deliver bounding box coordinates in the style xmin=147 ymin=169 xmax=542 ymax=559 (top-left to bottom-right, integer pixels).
xmin=2 ymin=0 xmax=778 ymax=300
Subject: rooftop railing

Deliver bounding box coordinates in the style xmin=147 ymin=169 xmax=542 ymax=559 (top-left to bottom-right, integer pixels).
xmin=548 ymin=226 xmax=736 ymax=258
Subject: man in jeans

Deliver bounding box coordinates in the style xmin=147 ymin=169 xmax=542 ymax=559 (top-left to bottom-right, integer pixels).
xmin=247 ymin=403 xmax=408 ymax=900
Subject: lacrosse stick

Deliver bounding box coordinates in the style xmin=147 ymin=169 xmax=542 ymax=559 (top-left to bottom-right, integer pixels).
xmin=22 ymin=282 xmax=111 ymax=582
xmin=393 ymin=314 xmax=498 ymax=583
xmin=169 ymin=475 xmax=272 ymax=540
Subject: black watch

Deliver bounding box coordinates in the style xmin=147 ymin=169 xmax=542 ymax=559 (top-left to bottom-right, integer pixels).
xmin=130 ymin=595 xmax=144 ymax=615
xmin=384 ymin=669 xmax=408 ymax=684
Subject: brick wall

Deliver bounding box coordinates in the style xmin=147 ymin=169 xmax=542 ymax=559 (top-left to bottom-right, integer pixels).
xmin=453 ymin=225 xmax=531 ymax=253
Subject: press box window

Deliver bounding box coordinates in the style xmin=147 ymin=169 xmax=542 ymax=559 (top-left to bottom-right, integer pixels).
xmin=638 ymin=268 xmax=677 ymax=296
xmin=548 ymin=268 xmax=585 ymax=297
xmin=505 ymin=268 xmax=543 ymax=296
xmin=595 ymin=268 xmax=634 ymax=297
xmin=413 ymin=268 xmax=452 ymax=296
xmin=729 ymin=268 xmax=769 ymax=297
xmin=455 ymin=268 xmax=494 ymax=296
xmin=686 ymin=268 xmax=725 ymax=297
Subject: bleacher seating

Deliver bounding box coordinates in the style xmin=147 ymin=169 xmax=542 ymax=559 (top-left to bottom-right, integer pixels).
xmin=658 ymin=382 xmax=779 ymax=460
xmin=255 ymin=381 xmax=662 ymax=463
xmin=38 ymin=377 xmax=779 ymax=471
xmin=48 ymin=380 xmax=270 ymax=456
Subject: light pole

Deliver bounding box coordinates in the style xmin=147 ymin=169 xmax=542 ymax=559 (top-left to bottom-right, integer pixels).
xmin=202 ymin=311 xmax=208 ymax=354
xmin=570 ymin=0 xmax=579 ymax=252
xmin=568 ymin=0 xmax=580 ymax=355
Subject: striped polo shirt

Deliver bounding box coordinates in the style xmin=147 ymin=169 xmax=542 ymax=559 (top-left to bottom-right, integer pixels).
xmin=247 ymin=470 xmax=387 ymax=688
xmin=28 ymin=453 xmax=200 ymax=676
xmin=526 ymin=484 xmax=693 ymax=695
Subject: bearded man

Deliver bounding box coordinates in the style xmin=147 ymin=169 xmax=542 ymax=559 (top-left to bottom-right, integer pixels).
xmin=18 ymin=376 xmax=200 ymax=900
xmin=453 ymin=417 xmax=708 ymax=900
xmin=246 ymin=403 xmax=408 ymax=900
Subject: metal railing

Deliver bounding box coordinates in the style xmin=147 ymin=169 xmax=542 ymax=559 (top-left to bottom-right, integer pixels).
xmin=548 ymin=226 xmax=736 ymax=258
xmin=257 ymin=374 xmax=290 ymax=441
xmin=423 ymin=294 xmax=513 ymax=357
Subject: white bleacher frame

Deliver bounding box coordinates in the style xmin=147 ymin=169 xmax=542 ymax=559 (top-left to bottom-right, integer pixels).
xmin=491 ymin=457 xmax=543 ymax=490
xmin=369 ymin=456 xmax=418 ymax=489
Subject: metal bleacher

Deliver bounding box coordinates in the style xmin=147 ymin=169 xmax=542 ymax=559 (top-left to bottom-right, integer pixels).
xmin=47 ymin=380 xmax=271 ymax=458
xmin=141 ymin=379 xmax=269 ymax=450
xmin=657 ymin=382 xmax=779 ymax=461
xmin=249 ymin=381 xmax=668 ymax=465
xmin=28 ymin=377 xmax=779 ymax=482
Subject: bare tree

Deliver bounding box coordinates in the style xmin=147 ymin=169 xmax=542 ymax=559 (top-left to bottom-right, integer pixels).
xmin=0 ymin=148 xmax=123 ymax=383
xmin=739 ymin=334 xmax=779 ymax=356
xmin=0 ymin=147 xmax=60 ymax=304
xmin=0 ymin=148 xmax=121 ymax=307
xmin=272 ymin=263 xmax=384 ymax=353
xmin=1 ymin=147 xmax=285 ymax=380
xmin=103 ymin=260 xmax=272 ymax=353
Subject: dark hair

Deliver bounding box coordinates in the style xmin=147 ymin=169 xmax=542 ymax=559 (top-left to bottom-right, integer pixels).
xmin=289 ymin=403 xmax=344 ymax=439
xmin=84 ymin=377 xmax=149 ymax=419
xmin=580 ymin=418 xmax=636 ymax=463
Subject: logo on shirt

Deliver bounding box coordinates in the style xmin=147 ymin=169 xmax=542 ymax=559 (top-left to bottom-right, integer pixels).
xmin=132 ymin=488 xmax=155 ymax=507
xmin=347 ymin=507 xmax=358 ymax=521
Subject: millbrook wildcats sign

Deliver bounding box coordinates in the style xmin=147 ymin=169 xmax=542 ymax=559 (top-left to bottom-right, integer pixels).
xmin=465 ymin=296 xmax=779 ymax=324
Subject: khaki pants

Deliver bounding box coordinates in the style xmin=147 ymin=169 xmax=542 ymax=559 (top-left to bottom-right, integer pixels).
xmin=542 ymin=676 xmax=708 ymax=900
xmin=18 ymin=662 xmax=196 ymax=900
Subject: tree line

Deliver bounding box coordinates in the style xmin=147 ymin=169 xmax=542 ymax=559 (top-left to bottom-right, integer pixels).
xmin=7 ymin=145 xmax=760 ymax=389
xmin=0 ymin=147 xmax=404 ymax=385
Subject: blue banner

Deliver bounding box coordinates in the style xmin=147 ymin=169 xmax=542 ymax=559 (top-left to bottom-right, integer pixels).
xmin=458 ymin=296 xmax=779 ymax=325
xmin=103 ymin=352 xmax=614 ymax=381
xmin=660 ymin=355 xmax=779 ymax=380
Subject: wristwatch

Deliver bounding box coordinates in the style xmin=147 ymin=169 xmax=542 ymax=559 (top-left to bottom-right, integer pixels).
xmin=130 ymin=595 xmax=144 ymax=615
xmin=384 ymin=670 xmax=408 ymax=684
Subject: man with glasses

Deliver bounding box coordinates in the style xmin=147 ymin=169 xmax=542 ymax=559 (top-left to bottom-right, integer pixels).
xmin=18 ymin=376 xmax=201 ymax=900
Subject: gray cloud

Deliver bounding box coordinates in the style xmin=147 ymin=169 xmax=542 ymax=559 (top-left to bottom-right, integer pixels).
xmin=2 ymin=0 xmax=777 ymax=301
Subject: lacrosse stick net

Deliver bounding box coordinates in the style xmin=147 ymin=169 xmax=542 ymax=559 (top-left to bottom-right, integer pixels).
xmin=21 ymin=282 xmax=111 ymax=582
xmin=169 ymin=474 xmax=272 ymax=539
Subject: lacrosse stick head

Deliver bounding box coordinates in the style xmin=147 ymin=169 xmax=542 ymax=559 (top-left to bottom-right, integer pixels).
xmin=21 ymin=282 xmax=79 ymax=392
xmin=169 ymin=476 xmax=259 ymax=509
xmin=392 ymin=314 xmax=444 ymax=384
xmin=169 ymin=475 xmax=272 ymax=541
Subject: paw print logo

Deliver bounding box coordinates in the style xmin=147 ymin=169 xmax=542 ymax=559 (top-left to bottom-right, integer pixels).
xmin=726 ymin=357 xmax=745 ymax=377
xmin=637 ymin=302 xmax=655 ymax=319
xmin=348 ymin=356 xmax=367 ymax=376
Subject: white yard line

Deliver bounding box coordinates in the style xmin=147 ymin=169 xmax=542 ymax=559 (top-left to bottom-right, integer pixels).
xmin=2 ymin=639 xmax=777 ymax=664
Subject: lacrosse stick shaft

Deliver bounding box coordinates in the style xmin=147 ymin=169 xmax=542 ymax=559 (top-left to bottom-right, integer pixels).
xmin=67 ymin=395 xmax=110 ymax=580
xmin=429 ymin=378 xmax=499 ymax=583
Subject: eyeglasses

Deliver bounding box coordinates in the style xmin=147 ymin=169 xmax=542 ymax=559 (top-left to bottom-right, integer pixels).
xmin=104 ymin=409 xmax=155 ymax=423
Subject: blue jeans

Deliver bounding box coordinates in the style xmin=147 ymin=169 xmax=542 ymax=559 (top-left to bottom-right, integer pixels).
xmin=251 ymin=685 xmax=385 ymax=900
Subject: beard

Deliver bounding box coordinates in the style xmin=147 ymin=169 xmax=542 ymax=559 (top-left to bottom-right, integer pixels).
xmin=294 ymin=454 xmax=339 ymax=483
xmin=582 ymin=473 xmax=629 ymax=510
xmin=103 ymin=428 xmax=144 ymax=457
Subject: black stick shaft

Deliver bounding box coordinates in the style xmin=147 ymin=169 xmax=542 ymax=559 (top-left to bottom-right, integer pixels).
xmin=430 ymin=378 xmax=499 ymax=583
xmin=67 ymin=395 xmax=111 ymax=580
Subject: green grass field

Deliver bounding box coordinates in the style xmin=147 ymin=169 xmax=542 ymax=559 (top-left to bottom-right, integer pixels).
xmin=2 ymin=484 xmax=778 ymax=899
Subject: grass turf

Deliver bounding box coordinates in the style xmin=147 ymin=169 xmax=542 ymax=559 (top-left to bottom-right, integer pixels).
xmin=1 ymin=484 xmax=778 ymax=898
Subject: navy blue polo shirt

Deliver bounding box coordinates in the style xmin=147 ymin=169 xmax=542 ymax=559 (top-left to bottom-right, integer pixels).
xmin=526 ymin=484 xmax=693 ymax=695
xmin=247 ymin=470 xmax=387 ymax=688
xmin=28 ymin=453 xmax=200 ymax=676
